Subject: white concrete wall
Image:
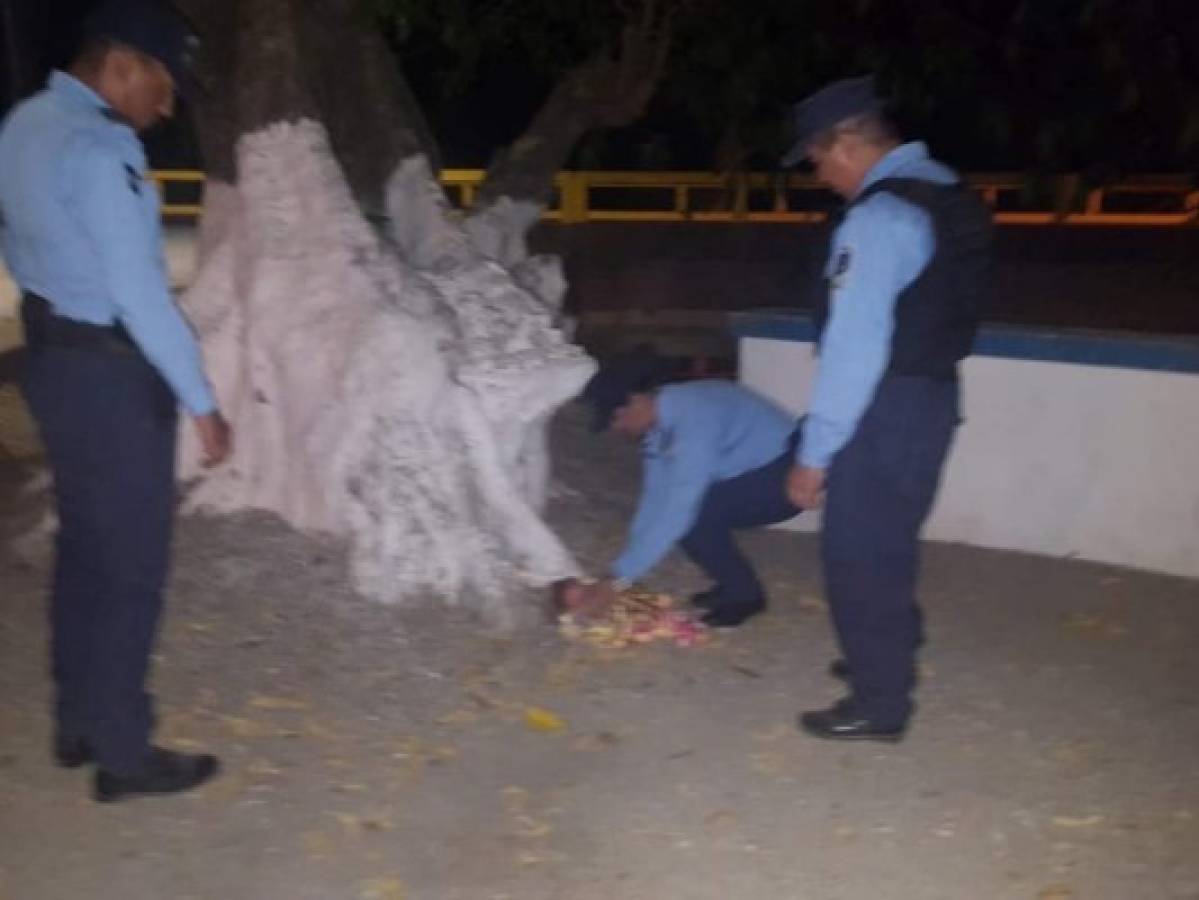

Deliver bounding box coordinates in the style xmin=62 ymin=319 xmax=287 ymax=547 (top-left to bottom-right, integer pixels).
xmin=741 ymin=335 xmax=1199 ymax=579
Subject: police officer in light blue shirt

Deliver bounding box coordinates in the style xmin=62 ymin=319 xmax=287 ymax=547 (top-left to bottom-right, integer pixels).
xmin=0 ymin=0 xmax=231 ymax=800
xmin=781 ymin=76 xmax=992 ymax=742
xmin=571 ymin=351 xmax=805 ymax=628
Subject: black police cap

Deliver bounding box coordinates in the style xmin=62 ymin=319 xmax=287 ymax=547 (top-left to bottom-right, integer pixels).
xmin=780 ymin=75 xmax=884 ymax=167
xmin=581 ymin=348 xmax=679 ymax=433
xmin=83 ymin=0 xmax=201 ymax=97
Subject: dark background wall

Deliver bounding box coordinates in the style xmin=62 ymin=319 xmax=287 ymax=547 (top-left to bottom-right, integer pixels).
xmin=532 ymin=223 xmax=1199 ymax=339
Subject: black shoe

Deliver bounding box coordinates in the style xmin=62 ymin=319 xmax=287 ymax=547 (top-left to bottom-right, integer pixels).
xmin=798 ymin=700 xmax=906 ymax=743
xmin=701 ymin=601 xmax=765 ymax=629
xmin=828 ymin=659 xmax=851 ymax=682
xmin=93 ymin=748 xmax=221 ymax=802
xmin=54 ymin=734 xmax=95 ymax=769
xmin=690 ymin=587 xmax=722 ymax=611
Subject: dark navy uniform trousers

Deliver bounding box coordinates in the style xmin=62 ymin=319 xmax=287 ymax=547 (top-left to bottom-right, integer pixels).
xmin=679 ymin=433 xmax=802 ymax=605
xmin=824 ymin=374 xmax=958 ymax=728
xmin=21 ymin=318 xmax=177 ymax=774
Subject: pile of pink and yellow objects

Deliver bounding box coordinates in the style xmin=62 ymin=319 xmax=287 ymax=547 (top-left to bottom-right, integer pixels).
xmin=553 ymin=582 xmax=710 ymax=649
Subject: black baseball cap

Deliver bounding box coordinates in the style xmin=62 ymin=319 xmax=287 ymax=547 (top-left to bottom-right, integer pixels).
xmin=83 ymin=0 xmax=201 ymax=96
xmin=780 ymin=75 xmax=884 ymax=167
xmin=581 ymin=348 xmax=679 ymax=432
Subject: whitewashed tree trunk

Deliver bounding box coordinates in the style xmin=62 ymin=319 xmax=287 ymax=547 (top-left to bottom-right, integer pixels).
xmin=160 ymin=0 xmax=677 ymax=624
xmin=178 ymin=120 xmax=594 ymax=626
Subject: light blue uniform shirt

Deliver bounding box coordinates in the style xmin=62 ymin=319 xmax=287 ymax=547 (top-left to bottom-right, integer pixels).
xmin=612 ymin=380 xmax=797 ymax=583
xmin=0 ymin=72 xmax=214 ymax=415
xmin=799 ymin=141 xmax=957 ymax=469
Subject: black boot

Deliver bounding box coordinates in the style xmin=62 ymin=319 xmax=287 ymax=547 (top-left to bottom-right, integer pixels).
xmin=828 ymin=659 xmax=851 ymax=682
xmin=701 ymin=598 xmax=765 ymax=629
xmin=93 ymin=748 xmax=220 ymax=802
xmin=690 ymin=587 xmax=722 ymax=610
xmin=798 ymin=698 xmax=906 ymax=743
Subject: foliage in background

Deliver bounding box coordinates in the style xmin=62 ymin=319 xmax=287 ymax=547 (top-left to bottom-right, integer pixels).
xmin=6 ymin=0 xmax=1196 ymax=176
xmin=373 ymin=0 xmax=1199 ymax=176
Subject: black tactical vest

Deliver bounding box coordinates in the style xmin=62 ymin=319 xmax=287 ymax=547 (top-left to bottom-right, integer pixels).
xmin=814 ymin=177 xmax=993 ymax=380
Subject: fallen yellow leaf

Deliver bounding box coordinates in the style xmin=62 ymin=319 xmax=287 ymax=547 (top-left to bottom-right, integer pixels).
xmin=524 ymin=707 xmax=566 ymax=734
xmin=359 ymin=876 xmax=406 ymax=900
xmin=796 ymin=595 xmax=827 ymax=613
xmin=304 ymin=718 xmax=337 ymax=740
xmin=220 ymin=715 xmax=279 ymax=739
xmin=749 ymin=751 xmax=785 ymax=775
xmin=513 ymin=814 xmax=552 ymax=838
xmin=502 ymin=786 xmax=530 ymax=812
xmin=1061 ymin=612 xmax=1128 ymax=640
xmin=301 ymin=830 xmax=333 ymax=860
xmin=248 ymin=694 xmax=311 ymax=711
xmin=334 ymin=812 xmax=396 ymax=834
xmin=1051 ymin=815 xmax=1105 ymax=829
xmin=246 ymin=759 xmax=283 ymax=777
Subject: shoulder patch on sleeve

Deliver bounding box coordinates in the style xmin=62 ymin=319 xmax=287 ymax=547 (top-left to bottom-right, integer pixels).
xmin=833 ymin=248 xmax=852 ymax=277
xmin=123 ymin=163 xmax=142 ymax=195
xmin=831 ymin=248 xmax=852 ymax=289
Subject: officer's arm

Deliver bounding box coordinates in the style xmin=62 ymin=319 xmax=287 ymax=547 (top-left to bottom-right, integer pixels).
xmin=611 ymin=418 xmax=719 ymax=583
xmin=70 ymin=140 xmax=216 ymax=415
xmin=799 ymin=198 xmax=934 ymax=469
xmin=625 ymin=450 xmax=670 ymax=547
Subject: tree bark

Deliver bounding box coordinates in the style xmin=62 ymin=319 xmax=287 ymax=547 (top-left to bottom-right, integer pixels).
xmin=294 ymin=0 xmax=439 ymax=217
xmin=475 ymin=8 xmax=676 ymax=213
xmin=177 ymin=0 xmax=439 ymax=215
xmin=173 ymin=0 xmax=240 ymax=183
xmin=171 ymin=0 xmax=594 ymax=624
xmin=463 ymin=1 xmax=681 ymax=267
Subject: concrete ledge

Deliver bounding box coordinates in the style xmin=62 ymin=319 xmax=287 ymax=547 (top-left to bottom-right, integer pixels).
xmin=731 ymin=309 xmax=1199 ymax=374
xmin=733 ymin=310 xmax=1199 ymax=579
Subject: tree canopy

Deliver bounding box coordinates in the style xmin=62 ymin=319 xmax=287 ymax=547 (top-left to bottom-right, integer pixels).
xmin=5 ymin=0 xmax=1197 ymax=175
xmin=380 ymin=0 xmax=1199 ymax=174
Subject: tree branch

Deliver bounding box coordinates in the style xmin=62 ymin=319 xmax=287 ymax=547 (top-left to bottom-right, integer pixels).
xmin=474 ymin=0 xmax=690 ymax=212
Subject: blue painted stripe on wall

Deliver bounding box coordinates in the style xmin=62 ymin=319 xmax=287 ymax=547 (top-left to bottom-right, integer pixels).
xmin=729 ymin=310 xmax=1199 ymax=374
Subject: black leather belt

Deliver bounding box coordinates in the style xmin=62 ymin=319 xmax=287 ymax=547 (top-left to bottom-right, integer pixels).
xmin=21 ymin=292 xmax=140 ymax=357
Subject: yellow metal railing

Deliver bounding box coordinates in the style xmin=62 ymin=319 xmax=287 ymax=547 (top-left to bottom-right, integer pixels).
xmin=152 ymin=169 xmax=1199 ymax=227
xmin=149 ymin=169 xmax=205 ymax=218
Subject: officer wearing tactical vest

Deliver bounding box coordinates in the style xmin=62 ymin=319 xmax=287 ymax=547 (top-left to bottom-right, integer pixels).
xmin=781 ymin=76 xmax=991 ymax=742
xmin=0 ymin=1 xmax=231 ymax=799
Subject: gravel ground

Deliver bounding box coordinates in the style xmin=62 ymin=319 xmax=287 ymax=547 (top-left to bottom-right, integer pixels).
xmin=1 ymin=401 xmax=1198 ymax=900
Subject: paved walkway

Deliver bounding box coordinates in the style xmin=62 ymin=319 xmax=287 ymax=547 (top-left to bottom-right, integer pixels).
xmin=1 ymin=405 xmax=1197 ymax=899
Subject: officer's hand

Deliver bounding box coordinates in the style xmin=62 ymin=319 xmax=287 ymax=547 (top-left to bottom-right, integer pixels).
xmin=571 ymin=579 xmax=620 ymax=620
xmin=193 ymin=411 xmax=233 ymax=468
xmin=787 ymin=464 xmax=826 ymax=510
